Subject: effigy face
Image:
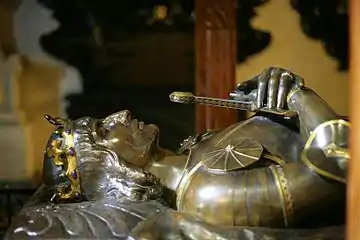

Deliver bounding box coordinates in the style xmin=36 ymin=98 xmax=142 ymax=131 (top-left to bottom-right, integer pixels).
xmin=98 ymin=110 xmax=160 ymax=168
xmin=42 ymin=110 xmax=163 ymax=204
xmin=5 ymin=111 xmax=172 ymax=239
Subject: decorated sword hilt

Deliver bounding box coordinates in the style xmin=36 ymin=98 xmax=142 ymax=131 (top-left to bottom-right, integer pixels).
xmin=169 ymin=91 xmax=297 ymax=118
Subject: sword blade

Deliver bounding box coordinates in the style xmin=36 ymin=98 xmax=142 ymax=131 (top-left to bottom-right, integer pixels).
xmin=169 ymin=92 xmax=256 ymax=111
xmin=169 ymin=92 xmax=297 ymax=118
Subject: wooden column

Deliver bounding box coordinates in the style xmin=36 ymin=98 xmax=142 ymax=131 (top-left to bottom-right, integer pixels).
xmin=195 ymin=0 xmax=238 ymax=133
xmin=0 ymin=0 xmax=20 ymax=56
xmin=347 ymin=0 xmax=360 ymax=239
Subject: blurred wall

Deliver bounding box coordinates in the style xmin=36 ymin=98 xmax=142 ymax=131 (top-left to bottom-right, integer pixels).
xmin=14 ymin=0 xmax=83 ymax=117
xmin=16 ymin=56 xmax=62 ymax=182
xmin=0 ymin=0 xmax=80 ymax=182
xmin=236 ymin=0 xmax=349 ymax=116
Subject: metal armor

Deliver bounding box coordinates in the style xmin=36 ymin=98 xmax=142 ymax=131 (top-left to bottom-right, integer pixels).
xmin=5 ymin=67 xmax=348 ymax=239
xmin=174 ymin=116 xmax=346 ymax=228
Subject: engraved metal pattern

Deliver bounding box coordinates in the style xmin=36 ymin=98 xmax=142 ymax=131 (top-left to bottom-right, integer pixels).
xmin=270 ymin=165 xmax=294 ymax=227
xmin=42 ymin=112 xmax=164 ymax=205
xmin=6 ymin=199 xmax=165 ymax=239
xmin=202 ymin=139 xmax=263 ymax=171
xmin=177 ymin=130 xmax=218 ymax=155
xmin=43 ymin=115 xmax=81 ymax=202
xmin=177 ymin=135 xmax=201 ymax=155
xmin=301 ymin=119 xmax=350 ymax=183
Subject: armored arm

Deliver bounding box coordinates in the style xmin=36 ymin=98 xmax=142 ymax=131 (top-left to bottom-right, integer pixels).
xmin=235 ymin=68 xmax=349 ymax=183
xmin=288 ymin=88 xmax=349 ymax=183
xmin=286 ymin=85 xmax=349 ymax=183
xmin=287 ymin=87 xmax=342 ymax=138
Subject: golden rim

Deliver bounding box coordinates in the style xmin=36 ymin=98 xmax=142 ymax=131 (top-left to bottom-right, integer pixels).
xmin=269 ymin=165 xmax=293 ymax=227
xmin=301 ymin=119 xmax=350 ymax=184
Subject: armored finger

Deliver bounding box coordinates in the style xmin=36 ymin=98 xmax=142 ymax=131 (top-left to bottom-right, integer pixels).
xmin=277 ymin=72 xmax=292 ymax=109
xmin=257 ymin=68 xmax=271 ymax=109
xmin=237 ymin=75 xmax=258 ymax=90
xmin=294 ymin=75 xmax=305 ymax=88
xmin=267 ymin=68 xmax=281 ymax=109
xmin=236 ymin=81 xmax=248 ymax=91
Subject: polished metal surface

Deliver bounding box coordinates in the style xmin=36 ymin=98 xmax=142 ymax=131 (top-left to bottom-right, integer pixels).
xmin=43 ymin=115 xmax=82 ymax=202
xmin=6 ymin=196 xmax=166 ymax=239
xmin=130 ymin=211 xmax=344 ymax=240
xmin=5 ymin=67 xmax=348 ymax=239
xmin=169 ymin=91 xmax=298 ymax=117
xmin=175 ymin=116 xmax=307 ymax=227
xmin=287 ymin=87 xmax=340 ymax=138
xmin=302 ymin=119 xmax=349 ymax=183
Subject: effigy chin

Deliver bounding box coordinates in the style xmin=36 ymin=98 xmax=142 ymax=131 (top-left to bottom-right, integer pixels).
xmin=5 ymin=68 xmax=347 ymax=239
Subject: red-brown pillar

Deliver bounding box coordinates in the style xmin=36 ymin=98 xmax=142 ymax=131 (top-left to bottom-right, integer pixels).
xmin=347 ymin=0 xmax=360 ymax=239
xmin=195 ymin=0 xmax=238 ymax=133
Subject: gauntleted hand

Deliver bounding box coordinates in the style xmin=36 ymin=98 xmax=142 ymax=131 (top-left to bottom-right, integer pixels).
xmin=231 ymin=67 xmax=304 ymax=111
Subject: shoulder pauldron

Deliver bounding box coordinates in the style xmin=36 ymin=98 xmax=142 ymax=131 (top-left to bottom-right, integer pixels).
xmin=302 ymin=119 xmax=350 ymax=183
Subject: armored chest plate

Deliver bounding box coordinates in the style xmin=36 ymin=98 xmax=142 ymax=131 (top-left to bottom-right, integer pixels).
xmin=184 ymin=116 xmax=304 ymax=173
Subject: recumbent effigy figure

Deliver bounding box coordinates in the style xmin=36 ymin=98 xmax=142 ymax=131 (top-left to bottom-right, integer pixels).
xmin=5 ymin=67 xmax=348 ymax=239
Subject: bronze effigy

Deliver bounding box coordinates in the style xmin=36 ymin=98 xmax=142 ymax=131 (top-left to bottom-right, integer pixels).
xmin=5 ymin=67 xmax=348 ymax=239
